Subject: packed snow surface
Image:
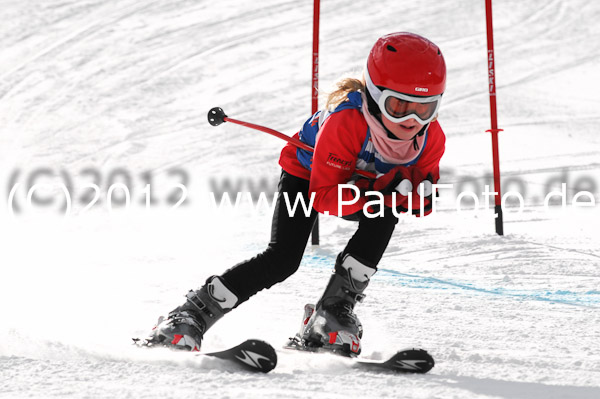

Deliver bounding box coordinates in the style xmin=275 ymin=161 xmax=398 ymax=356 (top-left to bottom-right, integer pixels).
xmin=0 ymin=0 xmax=599 ymax=398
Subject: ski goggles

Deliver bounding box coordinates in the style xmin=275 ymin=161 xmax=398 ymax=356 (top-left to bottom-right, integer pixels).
xmin=365 ymin=67 xmax=442 ymax=125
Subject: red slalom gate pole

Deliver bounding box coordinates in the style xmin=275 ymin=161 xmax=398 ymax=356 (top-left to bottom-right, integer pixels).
xmin=311 ymin=0 xmax=321 ymax=245
xmin=312 ymin=0 xmax=320 ymax=115
xmin=485 ymin=0 xmax=504 ymax=236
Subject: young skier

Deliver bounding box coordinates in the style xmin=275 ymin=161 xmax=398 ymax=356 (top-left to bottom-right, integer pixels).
xmin=145 ymin=32 xmax=447 ymax=355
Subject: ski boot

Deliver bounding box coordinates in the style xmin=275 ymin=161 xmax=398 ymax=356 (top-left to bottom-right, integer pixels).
xmin=143 ymin=275 xmax=238 ymax=351
xmin=298 ymin=253 xmax=376 ymax=356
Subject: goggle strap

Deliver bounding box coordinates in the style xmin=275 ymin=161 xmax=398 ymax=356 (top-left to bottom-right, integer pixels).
xmin=364 ymin=66 xmax=383 ymax=103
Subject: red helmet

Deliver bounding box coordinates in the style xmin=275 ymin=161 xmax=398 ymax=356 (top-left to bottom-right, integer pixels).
xmin=366 ymin=32 xmax=446 ymax=96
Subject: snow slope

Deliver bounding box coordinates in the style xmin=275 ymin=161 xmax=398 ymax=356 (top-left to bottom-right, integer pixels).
xmin=0 ymin=0 xmax=599 ymax=398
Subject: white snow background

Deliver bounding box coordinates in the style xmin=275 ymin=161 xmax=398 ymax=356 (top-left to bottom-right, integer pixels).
xmin=0 ymin=0 xmax=599 ymax=398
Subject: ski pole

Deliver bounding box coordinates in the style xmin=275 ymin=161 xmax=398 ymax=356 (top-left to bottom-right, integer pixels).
xmin=207 ymin=107 xmax=376 ymax=179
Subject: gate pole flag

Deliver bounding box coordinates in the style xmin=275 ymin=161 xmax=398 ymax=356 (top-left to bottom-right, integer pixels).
xmin=485 ymin=0 xmax=504 ymax=236
xmin=310 ymin=0 xmax=321 ymax=245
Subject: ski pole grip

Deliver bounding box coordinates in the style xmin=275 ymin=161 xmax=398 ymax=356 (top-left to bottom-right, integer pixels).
xmin=208 ymin=107 xmax=228 ymax=126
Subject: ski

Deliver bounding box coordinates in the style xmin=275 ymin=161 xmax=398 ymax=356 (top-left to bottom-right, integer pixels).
xmin=353 ymin=349 xmax=435 ymax=373
xmin=204 ymin=339 xmax=277 ymax=373
xmin=285 ymin=339 xmax=434 ymax=374
xmin=133 ymin=338 xmax=277 ymax=373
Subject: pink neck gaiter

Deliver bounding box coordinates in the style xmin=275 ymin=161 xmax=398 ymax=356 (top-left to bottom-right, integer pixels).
xmin=361 ymin=92 xmax=425 ymax=165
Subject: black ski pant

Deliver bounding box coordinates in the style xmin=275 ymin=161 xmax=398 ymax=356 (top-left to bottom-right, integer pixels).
xmin=221 ymin=170 xmax=399 ymax=305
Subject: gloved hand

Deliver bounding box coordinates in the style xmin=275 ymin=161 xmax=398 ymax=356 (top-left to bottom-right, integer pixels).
xmin=407 ymin=167 xmax=436 ymax=216
xmin=352 ymin=165 xmax=413 ymax=195
xmin=371 ymin=165 xmax=414 ymax=196
xmin=357 ymin=166 xmax=436 ymax=216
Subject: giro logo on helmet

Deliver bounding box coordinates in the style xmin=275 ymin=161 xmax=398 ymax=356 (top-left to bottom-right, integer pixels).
xmin=414 ymin=87 xmax=429 ymax=92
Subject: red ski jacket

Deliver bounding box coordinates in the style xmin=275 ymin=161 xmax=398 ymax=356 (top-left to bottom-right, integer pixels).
xmin=279 ymin=108 xmax=445 ymax=217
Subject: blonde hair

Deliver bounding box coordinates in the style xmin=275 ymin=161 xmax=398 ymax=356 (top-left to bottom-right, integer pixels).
xmin=325 ymin=77 xmax=365 ymax=110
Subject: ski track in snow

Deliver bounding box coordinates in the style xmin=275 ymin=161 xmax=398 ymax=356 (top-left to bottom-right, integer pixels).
xmin=1 ymin=0 xmax=599 ymax=398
